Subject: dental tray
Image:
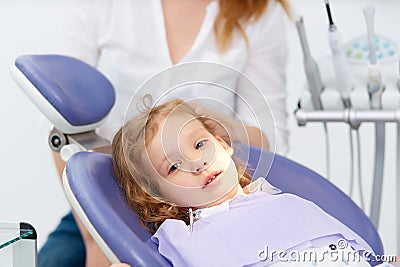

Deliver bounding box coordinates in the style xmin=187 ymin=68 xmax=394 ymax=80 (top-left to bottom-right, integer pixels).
xmin=344 ymin=35 xmax=399 ymax=65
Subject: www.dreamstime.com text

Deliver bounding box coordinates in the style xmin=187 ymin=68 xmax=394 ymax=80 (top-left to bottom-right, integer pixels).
xmin=257 ymin=239 xmax=396 ymax=264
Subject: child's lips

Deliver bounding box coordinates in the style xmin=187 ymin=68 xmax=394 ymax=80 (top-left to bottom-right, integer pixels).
xmin=202 ymin=171 xmax=222 ymax=189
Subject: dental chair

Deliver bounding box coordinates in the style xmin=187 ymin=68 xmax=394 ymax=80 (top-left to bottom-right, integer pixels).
xmin=12 ymin=55 xmax=384 ymax=266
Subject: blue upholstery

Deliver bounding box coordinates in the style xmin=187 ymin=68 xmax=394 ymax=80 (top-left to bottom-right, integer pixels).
xmin=66 ymin=152 xmax=170 ymax=266
xmin=66 ymin=145 xmax=383 ymax=267
xmin=15 ymin=55 xmax=115 ymax=126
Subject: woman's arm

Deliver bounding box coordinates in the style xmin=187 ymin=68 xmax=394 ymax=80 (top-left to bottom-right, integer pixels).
xmin=244 ymin=125 xmax=269 ymax=150
xmin=237 ymin=1 xmax=289 ymax=155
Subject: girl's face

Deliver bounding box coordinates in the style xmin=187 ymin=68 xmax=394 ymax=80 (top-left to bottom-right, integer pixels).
xmin=143 ymin=112 xmax=242 ymax=208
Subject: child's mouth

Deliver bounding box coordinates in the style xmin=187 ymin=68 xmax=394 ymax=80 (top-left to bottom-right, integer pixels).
xmin=202 ymin=171 xmax=222 ymax=189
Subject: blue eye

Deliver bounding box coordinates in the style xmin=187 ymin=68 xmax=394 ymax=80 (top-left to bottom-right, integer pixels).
xmin=169 ymin=162 xmax=181 ymax=174
xmin=196 ymin=140 xmax=207 ymax=149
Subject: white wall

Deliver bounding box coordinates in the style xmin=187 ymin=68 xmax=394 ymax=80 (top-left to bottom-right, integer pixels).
xmin=0 ymin=0 xmax=70 ymax=249
xmin=0 ymin=0 xmax=398 ymax=258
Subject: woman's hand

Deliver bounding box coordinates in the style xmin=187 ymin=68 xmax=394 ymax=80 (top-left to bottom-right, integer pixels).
xmin=110 ymin=264 xmax=131 ymax=267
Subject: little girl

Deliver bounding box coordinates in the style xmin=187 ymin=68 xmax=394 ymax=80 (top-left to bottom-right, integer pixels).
xmin=110 ymin=98 xmax=386 ymax=266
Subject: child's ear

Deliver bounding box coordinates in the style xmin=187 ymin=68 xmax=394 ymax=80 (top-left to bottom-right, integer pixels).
xmin=215 ymin=135 xmax=234 ymax=156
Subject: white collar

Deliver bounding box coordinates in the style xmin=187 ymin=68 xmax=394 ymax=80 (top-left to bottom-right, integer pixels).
xmin=193 ymin=178 xmax=281 ymax=220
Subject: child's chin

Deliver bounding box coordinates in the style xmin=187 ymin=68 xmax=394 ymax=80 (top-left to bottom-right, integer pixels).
xmin=177 ymin=182 xmax=239 ymax=208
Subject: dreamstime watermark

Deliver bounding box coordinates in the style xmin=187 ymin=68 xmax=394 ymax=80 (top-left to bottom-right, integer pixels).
xmin=257 ymin=239 xmax=397 ymax=264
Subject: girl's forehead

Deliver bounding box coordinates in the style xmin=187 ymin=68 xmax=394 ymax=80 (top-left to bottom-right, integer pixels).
xmin=159 ymin=112 xmax=203 ymax=131
xmin=148 ymin=114 xmax=209 ymax=152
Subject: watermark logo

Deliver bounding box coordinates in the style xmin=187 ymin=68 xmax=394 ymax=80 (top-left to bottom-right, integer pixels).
xmin=257 ymin=238 xmax=396 ymax=264
xmin=336 ymin=238 xmax=348 ymax=249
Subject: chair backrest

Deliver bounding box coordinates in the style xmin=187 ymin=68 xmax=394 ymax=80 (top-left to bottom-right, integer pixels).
xmin=64 ymin=145 xmax=383 ymax=267
xmin=11 ymin=55 xmax=115 ymax=134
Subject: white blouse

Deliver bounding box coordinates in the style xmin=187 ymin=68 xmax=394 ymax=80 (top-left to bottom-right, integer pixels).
xmin=56 ymin=0 xmax=289 ymax=155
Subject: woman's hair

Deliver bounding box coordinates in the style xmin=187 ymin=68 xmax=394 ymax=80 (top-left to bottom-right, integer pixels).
xmin=112 ymin=98 xmax=252 ymax=233
xmin=215 ymin=0 xmax=291 ymax=52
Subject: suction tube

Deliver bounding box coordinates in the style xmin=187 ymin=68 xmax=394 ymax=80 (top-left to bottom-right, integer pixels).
xmin=363 ymin=6 xmax=385 ymax=228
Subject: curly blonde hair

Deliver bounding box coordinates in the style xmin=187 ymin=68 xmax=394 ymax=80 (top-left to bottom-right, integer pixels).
xmin=111 ymin=98 xmax=252 ymax=233
xmin=215 ymin=0 xmax=292 ymax=51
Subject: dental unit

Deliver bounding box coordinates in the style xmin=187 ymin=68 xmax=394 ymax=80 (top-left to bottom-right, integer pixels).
xmin=294 ymin=0 xmax=400 ymax=255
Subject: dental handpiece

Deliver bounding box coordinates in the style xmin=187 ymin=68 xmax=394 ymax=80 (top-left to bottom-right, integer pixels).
xmin=296 ymin=16 xmax=324 ymax=110
xmin=325 ymin=0 xmax=352 ymax=108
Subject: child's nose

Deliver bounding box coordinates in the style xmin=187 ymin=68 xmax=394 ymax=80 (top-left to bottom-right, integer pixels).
xmin=192 ymin=161 xmax=207 ymax=175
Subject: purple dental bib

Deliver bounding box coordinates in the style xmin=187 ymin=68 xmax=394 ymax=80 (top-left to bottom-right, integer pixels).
xmin=151 ymin=192 xmax=372 ymax=267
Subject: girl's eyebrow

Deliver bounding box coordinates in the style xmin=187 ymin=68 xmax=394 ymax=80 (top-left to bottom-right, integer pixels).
xmin=190 ymin=125 xmax=208 ymax=136
xmin=193 ymin=129 xmax=210 ymax=143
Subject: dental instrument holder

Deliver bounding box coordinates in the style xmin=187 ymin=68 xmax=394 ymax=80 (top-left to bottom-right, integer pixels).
xmin=295 ymin=90 xmax=399 ymax=216
xmin=11 ymin=55 xmax=115 ymax=162
xmin=295 ymin=34 xmax=400 ymax=253
xmin=296 ymin=109 xmax=400 ymax=128
xmin=297 ymin=2 xmax=400 ymax=241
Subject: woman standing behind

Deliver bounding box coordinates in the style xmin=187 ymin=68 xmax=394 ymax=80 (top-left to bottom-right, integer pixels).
xmin=40 ymin=1 xmax=291 ymax=266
